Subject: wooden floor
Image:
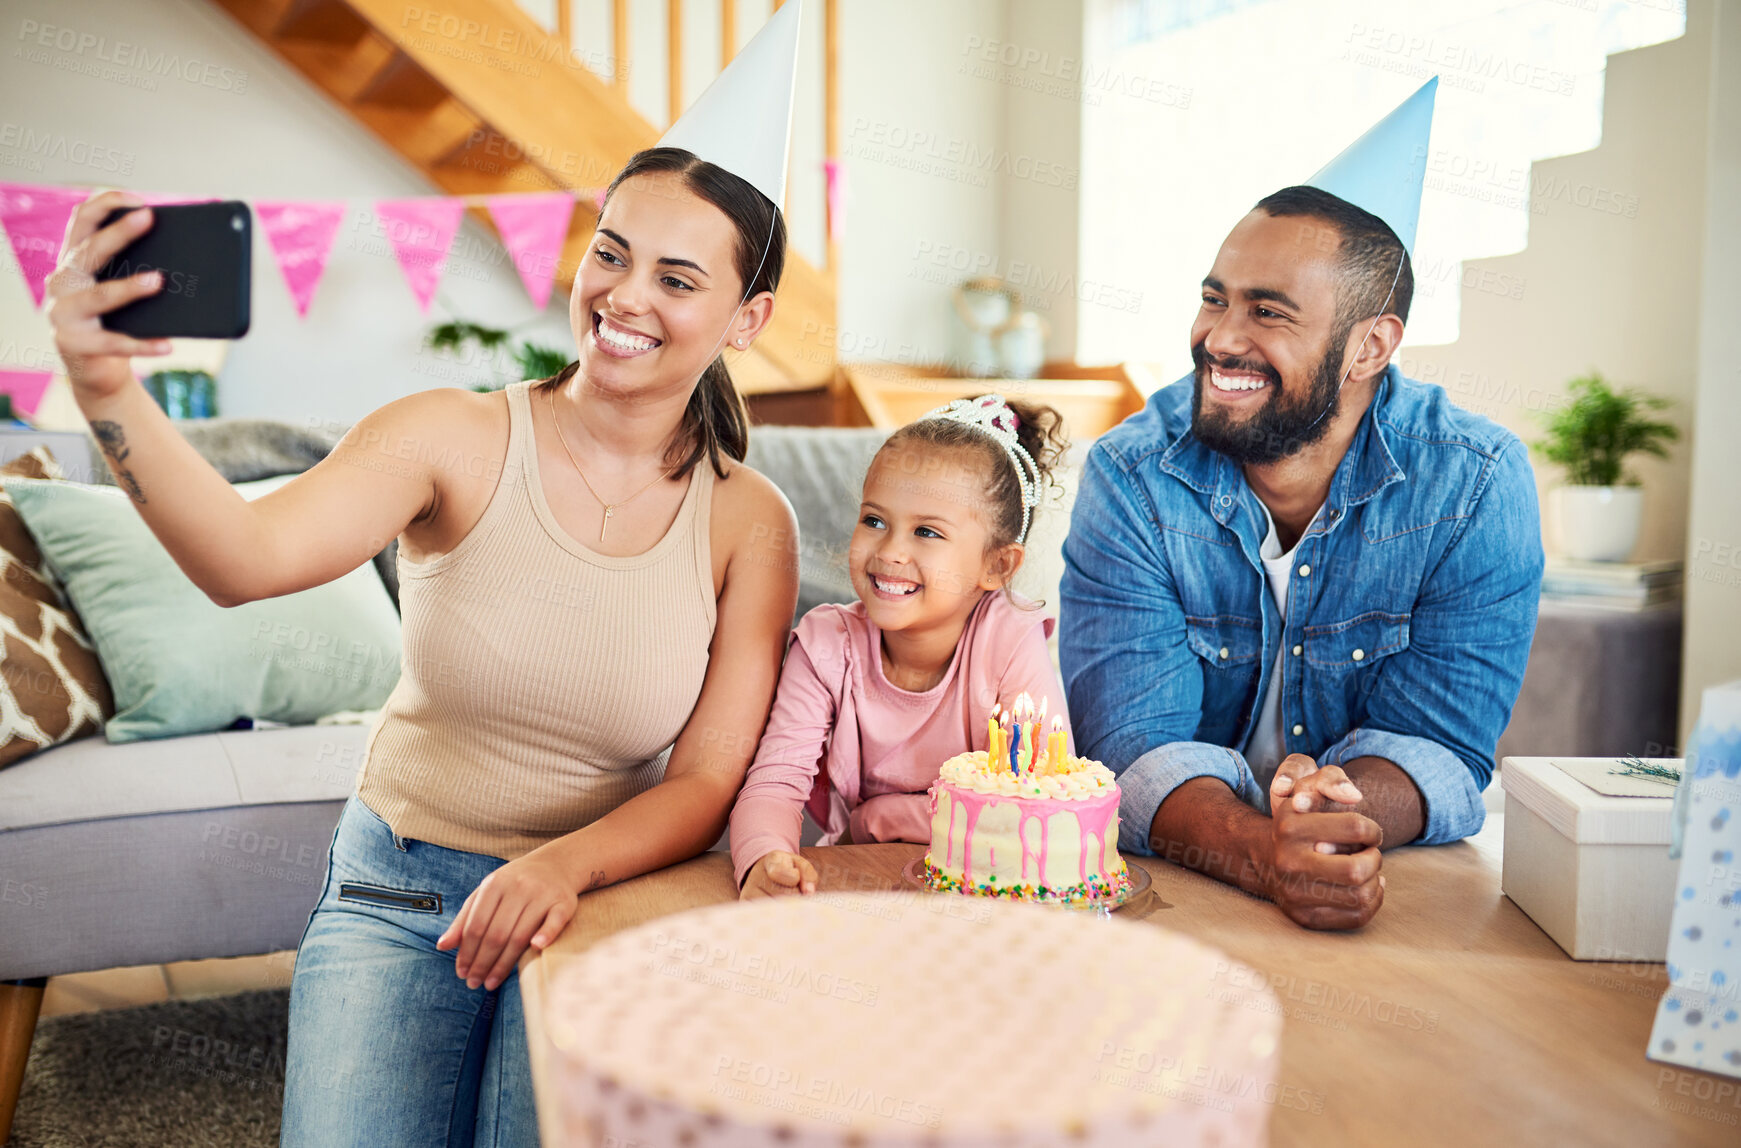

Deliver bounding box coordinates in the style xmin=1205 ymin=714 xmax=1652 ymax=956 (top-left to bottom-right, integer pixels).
xmin=39 ymin=952 xmax=295 ymax=1019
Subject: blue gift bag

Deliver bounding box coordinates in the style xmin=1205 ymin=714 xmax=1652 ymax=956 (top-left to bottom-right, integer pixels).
xmin=1648 ymin=679 xmax=1741 ymax=1078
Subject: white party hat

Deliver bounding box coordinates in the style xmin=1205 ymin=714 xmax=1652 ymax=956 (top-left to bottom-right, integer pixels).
xmin=657 ymin=0 xmax=803 ymax=207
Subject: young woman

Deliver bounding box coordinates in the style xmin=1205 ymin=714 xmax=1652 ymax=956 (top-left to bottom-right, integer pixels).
xmin=44 ymin=148 xmax=800 ymax=1146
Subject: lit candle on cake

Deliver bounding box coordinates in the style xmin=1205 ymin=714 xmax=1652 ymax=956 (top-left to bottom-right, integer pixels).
xmin=1035 ymin=697 xmax=1049 ymax=773
xmin=988 ymin=710 xmax=1003 ymax=767
xmin=1048 ymin=714 xmax=1065 ymax=772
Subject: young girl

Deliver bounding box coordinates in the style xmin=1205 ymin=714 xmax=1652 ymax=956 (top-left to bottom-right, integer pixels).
xmin=732 ymin=393 xmax=1071 ymax=896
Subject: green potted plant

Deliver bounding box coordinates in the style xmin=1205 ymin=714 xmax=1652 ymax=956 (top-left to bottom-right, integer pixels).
xmin=1532 ymin=372 xmax=1678 ymax=562
xmin=425 ymin=319 xmax=572 ymax=391
xmin=143 ymin=369 xmax=219 ymax=419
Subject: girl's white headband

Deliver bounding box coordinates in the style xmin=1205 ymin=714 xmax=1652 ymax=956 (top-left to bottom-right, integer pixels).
xmin=917 ymin=393 xmax=1041 ymax=544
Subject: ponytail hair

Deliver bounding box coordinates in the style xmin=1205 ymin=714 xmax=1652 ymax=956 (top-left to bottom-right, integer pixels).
xmin=681 ymin=356 xmax=750 ymax=479
xmin=608 ymin=146 xmax=787 ymax=480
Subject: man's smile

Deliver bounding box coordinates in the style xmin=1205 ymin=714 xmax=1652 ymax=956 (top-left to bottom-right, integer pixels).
xmin=1208 ymin=366 xmax=1274 ymax=394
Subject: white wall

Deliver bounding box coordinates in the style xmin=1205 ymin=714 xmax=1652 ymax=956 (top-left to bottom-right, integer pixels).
xmin=832 ymin=0 xmax=1007 ymax=368
xmin=1681 ymin=0 xmax=1741 ymax=735
xmin=1402 ymin=12 xmax=1710 ymax=565
xmin=996 ymin=0 xmax=1084 ymax=363
xmin=1075 ymin=0 xmax=1685 ymax=388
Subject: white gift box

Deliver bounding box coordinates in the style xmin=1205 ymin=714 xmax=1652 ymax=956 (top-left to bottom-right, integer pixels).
xmin=1500 ymin=756 xmax=1681 ymax=961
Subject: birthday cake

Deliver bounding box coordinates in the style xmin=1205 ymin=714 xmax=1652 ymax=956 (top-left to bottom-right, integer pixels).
xmin=920 ymin=694 xmax=1131 ymax=905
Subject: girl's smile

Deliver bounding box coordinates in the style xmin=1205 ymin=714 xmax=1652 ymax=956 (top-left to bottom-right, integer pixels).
xmin=867 ymin=571 xmax=922 ymax=600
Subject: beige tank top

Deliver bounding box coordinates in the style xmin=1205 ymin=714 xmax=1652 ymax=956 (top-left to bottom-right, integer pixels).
xmin=355 ymin=379 xmax=717 ymax=859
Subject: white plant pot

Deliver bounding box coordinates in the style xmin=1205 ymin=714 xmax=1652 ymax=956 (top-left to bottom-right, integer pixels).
xmin=1554 ymin=485 xmax=1643 ymax=562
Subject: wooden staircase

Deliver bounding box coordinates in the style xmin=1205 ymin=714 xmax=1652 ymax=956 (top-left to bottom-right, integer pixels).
xmin=207 ymin=0 xmax=836 ymax=393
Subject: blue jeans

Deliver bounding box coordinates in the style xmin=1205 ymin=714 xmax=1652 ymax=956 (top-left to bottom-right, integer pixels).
xmin=280 ymin=795 xmax=539 ymax=1147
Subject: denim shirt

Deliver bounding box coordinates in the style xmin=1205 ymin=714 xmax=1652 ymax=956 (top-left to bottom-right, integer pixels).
xmin=1059 ymin=365 xmax=1543 ymax=853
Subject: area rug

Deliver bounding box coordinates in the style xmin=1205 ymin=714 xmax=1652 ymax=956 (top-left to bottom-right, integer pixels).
xmin=7 ymin=988 xmax=287 ymax=1148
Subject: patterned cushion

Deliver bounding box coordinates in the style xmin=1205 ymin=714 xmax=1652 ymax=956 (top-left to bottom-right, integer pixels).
xmin=0 ymin=447 xmax=114 ymax=766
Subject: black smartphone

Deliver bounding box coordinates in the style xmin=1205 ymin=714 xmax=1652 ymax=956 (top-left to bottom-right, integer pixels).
xmin=96 ymin=201 xmax=251 ymax=339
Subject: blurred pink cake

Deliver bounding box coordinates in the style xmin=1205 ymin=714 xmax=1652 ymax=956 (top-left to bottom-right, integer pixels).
xmin=545 ymin=894 xmax=1281 ymax=1147
xmin=921 ymin=720 xmax=1130 ymax=906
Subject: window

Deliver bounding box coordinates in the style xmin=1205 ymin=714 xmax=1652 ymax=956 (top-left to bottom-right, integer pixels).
xmin=1078 ymin=0 xmax=1686 ymax=382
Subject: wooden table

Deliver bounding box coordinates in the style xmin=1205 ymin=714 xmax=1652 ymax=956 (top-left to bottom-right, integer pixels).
xmin=519 ymin=819 xmax=1739 ymax=1146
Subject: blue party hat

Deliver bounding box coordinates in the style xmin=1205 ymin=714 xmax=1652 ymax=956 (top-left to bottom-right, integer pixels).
xmin=1305 ymin=78 xmax=1437 ymax=253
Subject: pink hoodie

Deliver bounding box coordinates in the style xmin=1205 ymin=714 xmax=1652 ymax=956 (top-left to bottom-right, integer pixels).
xmin=728 ymin=590 xmax=1070 ymax=886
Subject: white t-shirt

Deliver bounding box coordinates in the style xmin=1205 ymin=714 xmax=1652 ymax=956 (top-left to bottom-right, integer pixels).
xmin=1242 ymin=498 xmax=1323 ymax=791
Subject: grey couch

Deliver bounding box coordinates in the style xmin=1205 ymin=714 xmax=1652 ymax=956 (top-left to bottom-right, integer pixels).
xmin=0 ymin=417 xmax=893 ymax=1140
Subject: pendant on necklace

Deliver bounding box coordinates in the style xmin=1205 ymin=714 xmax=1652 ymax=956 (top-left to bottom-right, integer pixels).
xmin=600 ymin=504 xmax=615 ymax=543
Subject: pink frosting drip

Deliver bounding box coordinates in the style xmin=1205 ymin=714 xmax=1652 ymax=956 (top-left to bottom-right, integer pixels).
xmin=1040 ymin=813 xmax=1049 ymax=882
xmin=944 ymin=789 xmax=957 ymax=869
xmin=1020 ymin=808 xmax=1034 ymax=882
xmin=943 ymin=783 xmax=1120 ymax=887
xmin=959 ymin=795 xmax=985 ymax=884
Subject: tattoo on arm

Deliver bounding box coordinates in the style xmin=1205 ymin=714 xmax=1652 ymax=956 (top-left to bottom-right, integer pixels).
xmin=582 ymin=869 xmax=607 ymax=893
xmin=90 ymin=420 xmax=128 ymax=461
xmin=88 ymin=419 xmax=147 ymax=504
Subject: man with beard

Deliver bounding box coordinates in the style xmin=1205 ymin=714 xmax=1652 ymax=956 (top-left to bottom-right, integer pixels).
xmin=1060 ymin=80 xmax=1542 ymax=930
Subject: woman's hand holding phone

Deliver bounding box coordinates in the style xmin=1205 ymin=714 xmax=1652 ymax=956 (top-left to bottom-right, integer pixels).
xmin=45 ymin=190 xmax=173 ymax=402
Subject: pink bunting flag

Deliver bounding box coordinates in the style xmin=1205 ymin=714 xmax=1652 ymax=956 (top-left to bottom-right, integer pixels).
xmin=824 ymin=159 xmax=846 ymax=244
xmin=375 ymin=197 xmax=465 ymax=313
xmin=255 ymin=201 xmax=346 ymax=319
xmin=486 ymin=192 xmax=574 ymax=311
xmin=0 ymin=183 xmax=90 ymax=308
xmin=0 ymin=369 xmax=55 ymax=419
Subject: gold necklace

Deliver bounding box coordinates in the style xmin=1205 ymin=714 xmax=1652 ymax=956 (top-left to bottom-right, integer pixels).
xmin=546 ymin=386 xmax=670 ymax=543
